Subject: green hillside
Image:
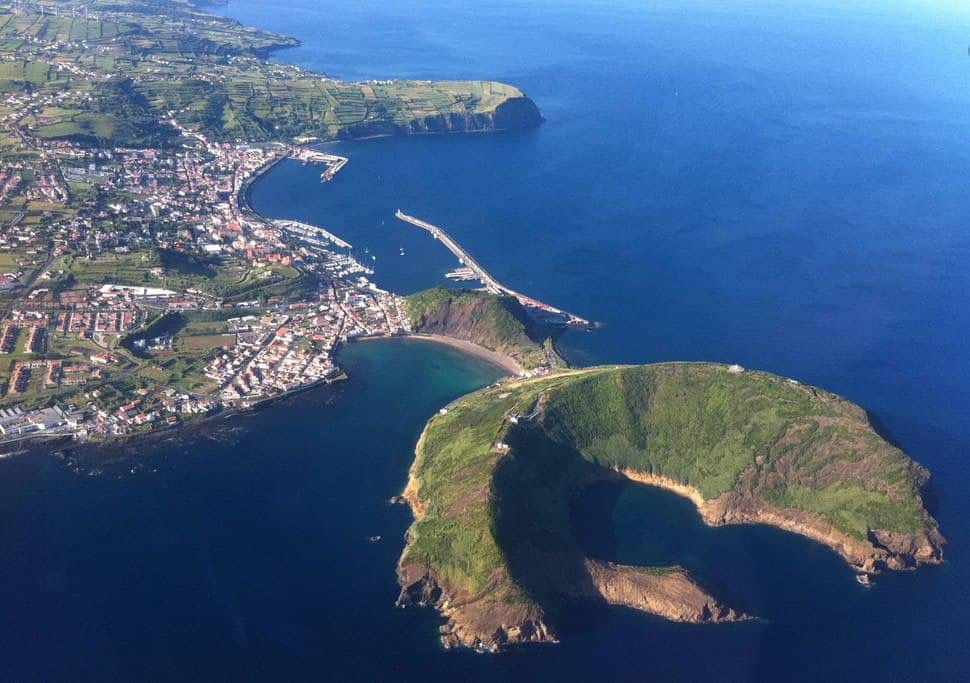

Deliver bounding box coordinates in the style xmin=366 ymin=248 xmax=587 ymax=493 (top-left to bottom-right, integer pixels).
xmin=405 ymin=288 xmax=560 ymax=371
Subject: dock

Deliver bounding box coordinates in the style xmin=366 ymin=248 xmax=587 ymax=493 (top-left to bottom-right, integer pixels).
xmin=395 ymin=210 xmax=593 ymax=328
xmin=445 ymin=266 xmax=478 ymax=282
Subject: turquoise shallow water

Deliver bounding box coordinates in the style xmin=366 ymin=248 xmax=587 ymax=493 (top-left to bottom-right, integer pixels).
xmin=2 ymin=0 xmax=970 ymax=680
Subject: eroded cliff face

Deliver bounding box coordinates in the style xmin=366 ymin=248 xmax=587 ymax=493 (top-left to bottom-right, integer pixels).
xmin=397 ymin=440 xmax=557 ymax=652
xmin=704 ymin=493 xmax=944 ymax=574
xmin=619 ymin=468 xmax=945 ymax=575
xmin=339 ymin=96 xmax=543 ymax=139
xmin=397 ymin=563 xmax=557 ymax=652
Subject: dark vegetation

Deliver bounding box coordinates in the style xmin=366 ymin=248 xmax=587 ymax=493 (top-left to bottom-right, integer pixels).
xmin=40 ymin=78 xmax=179 ymax=148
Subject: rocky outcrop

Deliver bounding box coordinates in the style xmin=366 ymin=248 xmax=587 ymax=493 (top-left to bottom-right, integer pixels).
xmin=396 ymin=563 xmax=557 ymax=652
xmin=395 ymin=556 xmax=746 ymax=652
xmin=581 ymin=560 xmax=747 ymax=623
xmin=491 ymin=96 xmax=545 ymax=131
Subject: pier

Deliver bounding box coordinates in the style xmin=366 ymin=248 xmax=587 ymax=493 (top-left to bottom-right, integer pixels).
xmin=292 ymin=149 xmax=349 ymax=182
xmin=395 ymin=210 xmax=593 ymax=328
xmin=445 ymin=266 xmax=478 ymax=282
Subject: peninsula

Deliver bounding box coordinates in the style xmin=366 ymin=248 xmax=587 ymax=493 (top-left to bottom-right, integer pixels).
xmin=397 ymin=363 xmax=944 ymax=651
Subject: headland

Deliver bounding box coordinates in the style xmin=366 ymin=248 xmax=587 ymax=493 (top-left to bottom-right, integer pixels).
xmin=397 ymin=363 xmax=944 ymax=650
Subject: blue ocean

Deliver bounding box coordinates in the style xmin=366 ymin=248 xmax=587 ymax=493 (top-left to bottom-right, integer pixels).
xmin=2 ymin=0 xmax=969 ymax=679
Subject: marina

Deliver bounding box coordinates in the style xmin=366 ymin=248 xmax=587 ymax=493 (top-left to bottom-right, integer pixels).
xmin=274 ymin=219 xmax=353 ymax=249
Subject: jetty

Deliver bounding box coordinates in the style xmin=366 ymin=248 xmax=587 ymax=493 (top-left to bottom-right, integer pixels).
xmin=395 ymin=210 xmax=593 ymax=328
xmin=292 ymin=148 xmax=349 ymax=182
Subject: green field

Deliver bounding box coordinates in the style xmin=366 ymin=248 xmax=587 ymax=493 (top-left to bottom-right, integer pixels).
xmin=175 ymin=333 xmax=235 ymax=352
xmin=0 ymin=3 xmax=537 ymax=146
xmin=65 ymin=251 xmax=160 ymax=285
xmin=0 ymin=252 xmax=20 ymax=272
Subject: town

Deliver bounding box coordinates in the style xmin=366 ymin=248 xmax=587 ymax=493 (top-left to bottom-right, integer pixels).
xmin=0 ymin=0 xmax=539 ymax=450
xmin=0 ymin=59 xmax=409 ymax=446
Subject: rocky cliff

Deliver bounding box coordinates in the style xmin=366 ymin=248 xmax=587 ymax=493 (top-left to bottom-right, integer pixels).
xmin=620 ymin=469 xmax=943 ymax=574
xmin=340 ymin=95 xmax=543 ymax=139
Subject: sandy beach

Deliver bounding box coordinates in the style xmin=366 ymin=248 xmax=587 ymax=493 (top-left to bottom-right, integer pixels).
xmin=354 ymin=334 xmax=524 ymax=376
xmin=404 ymin=334 xmax=525 ymax=376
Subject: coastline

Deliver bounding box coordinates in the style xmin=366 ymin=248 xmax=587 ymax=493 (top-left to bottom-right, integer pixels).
xmin=616 ymin=467 xmax=944 ymax=575
xmin=396 ymin=334 xmax=524 ymax=376
xmin=394 ymin=364 xmax=946 ymax=652
xmin=237 ymin=150 xmax=290 ymax=218
xmin=2 ymin=330 xmax=514 ymax=462
xmin=2 ymin=370 xmax=350 ymax=463
xmin=0 ymin=148 xmax=524 ymax=460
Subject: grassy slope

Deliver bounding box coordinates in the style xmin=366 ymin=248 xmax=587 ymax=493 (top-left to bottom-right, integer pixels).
xmin=540 ymin=364 xmax=928 ymax=535
xmin=401 ymin=364 xmax=937 ymax=597
xmin=405 ymin=288 xmax=554 ymax=371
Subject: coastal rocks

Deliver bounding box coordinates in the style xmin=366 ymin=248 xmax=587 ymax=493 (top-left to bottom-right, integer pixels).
xmin=395 ymin=555 xmax=746 ymax=653
xmin=702 ymin=493 xmax=945 ymax=575
xmin=438 ymin=606 xmax=556 ymax=653
xmin=396 ymin=564 xmax=558 ymax=651
xmin=396 ymin=565 xmax=444 ymax=608
xmin=868 ymin=527 xmax=945 ymax=570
